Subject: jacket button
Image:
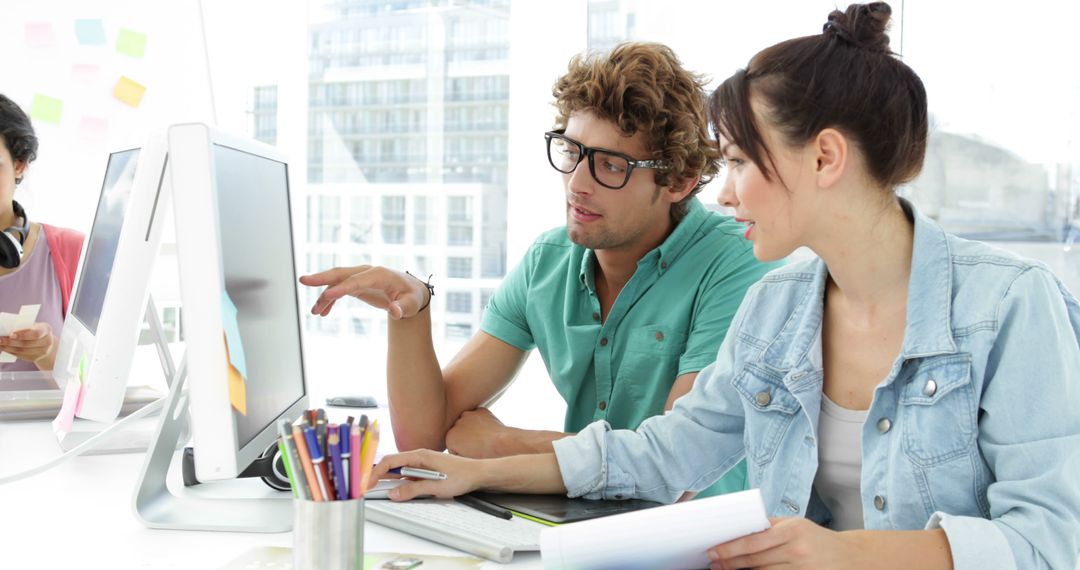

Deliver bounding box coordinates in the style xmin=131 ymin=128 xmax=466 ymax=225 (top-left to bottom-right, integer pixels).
xmin=874 ymin=495 xmax=887 ymax=510
xmin=600 ymin=337 xmax=608 ymax=346
xmin=591 ymin=312 xmax=600 ymax=321
xmin=783 ymin=501 xmax=800 ymax=513
xmin=755 ymin=391 xmax=771 ymax=407
xmin=923 ymin=379 xmax=938 ymax=397
xmin=655 ymin=331 xmax=664 ymax=341
xmin=598 ymin=401 xmax=607 ymax=411
xmin=876 ymin=417 xmax=892 ymax=433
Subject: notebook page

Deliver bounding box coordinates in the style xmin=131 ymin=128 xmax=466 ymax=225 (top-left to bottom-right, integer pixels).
xmin=539 ymin=488 xmax=769 ymax=569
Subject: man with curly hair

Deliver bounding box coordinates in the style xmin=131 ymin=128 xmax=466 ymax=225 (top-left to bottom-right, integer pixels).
xmin=302 ymin=43 xmax=780 ymax=498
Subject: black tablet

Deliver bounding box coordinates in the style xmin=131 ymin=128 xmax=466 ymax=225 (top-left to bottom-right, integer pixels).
xmin=469 ymin=492 xmax=663 ymax=524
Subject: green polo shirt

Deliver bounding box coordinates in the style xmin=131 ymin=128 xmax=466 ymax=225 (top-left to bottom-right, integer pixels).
xmin=481 ymin=199 xmax=782 ymax=498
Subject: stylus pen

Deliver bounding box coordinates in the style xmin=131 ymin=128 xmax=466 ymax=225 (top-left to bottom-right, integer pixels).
xmin=303 ymin=427 xmax=332 ymax=501
xmin=389 ymin=466 xmax=448 ymax=481
xmin=456 ymin=494 xmax=513 ymax=520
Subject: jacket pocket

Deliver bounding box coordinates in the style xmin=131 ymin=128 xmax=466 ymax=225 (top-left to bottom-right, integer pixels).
xmin=898 ymin=354 xmax=978 ymax=465
xmin=733 ymin=363 xmax=801 ymax=465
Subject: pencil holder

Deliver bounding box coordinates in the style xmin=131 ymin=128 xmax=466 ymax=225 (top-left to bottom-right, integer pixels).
xmin=293 ymin=498 xmax=365 ymax=570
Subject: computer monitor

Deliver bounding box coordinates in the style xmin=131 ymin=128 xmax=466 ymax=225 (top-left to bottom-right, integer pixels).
xmin=168 ymin=123 xmax=308 ymax=483
xmin=52 ymin=131 xmax=172 ymax=423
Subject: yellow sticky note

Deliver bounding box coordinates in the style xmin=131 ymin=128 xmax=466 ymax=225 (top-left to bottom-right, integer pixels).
xmin=116 ymin=28 xmax=147 ymax=58
xmin=113 ymin=76 xmax=146 ymax=108
xmin=30 ymin=94 xmax=63 ymax=124
xmin=223 ymin=334 xmax=248 ymax=415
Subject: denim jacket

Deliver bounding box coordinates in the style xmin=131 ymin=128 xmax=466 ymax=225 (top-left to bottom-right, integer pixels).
xmin=553 ymin=201 xmax=1080 ymax=569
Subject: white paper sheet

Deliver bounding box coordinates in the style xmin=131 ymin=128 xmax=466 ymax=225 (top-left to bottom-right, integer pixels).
xmin=540 ymin=488 xmax=770 ymax=570
xmin=0 ymin=304 xmax=42 ymax=362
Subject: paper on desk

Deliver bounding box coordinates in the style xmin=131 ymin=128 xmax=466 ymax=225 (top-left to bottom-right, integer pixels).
xmin=540 ymin=488 xmax=770 ymax=570
xmin=0 ymin=304 xmax=41 ymax=363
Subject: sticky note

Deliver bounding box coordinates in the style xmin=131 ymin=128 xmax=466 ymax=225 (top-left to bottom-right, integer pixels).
xmin=25 ymin=22 xmax=54 ymax=49
xmin=51 ymin=378 xmax=83 ymax=434
xmin=72 ymin=64 xmax=101 ymax=84
xmin=224 ymin=334 xmax=248 ymax=415
xmin=112 ymin=76 xmax=146 ymax=108
xmin=30 ymin=94 xmax=63 ymax=125
xmin=116 ymin=28 xmax=147 ymax=58
xmin=221 ymin=293 xmax=248 ymax=379
xmin=74 ymin=19 xmax=106 ymax=45
xmin=363 ymin=555 xmax=379 ymax=569
xmin=78 ymin=116 xmax=109 ymax=139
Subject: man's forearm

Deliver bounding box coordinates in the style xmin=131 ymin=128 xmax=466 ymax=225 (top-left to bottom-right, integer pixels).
xmin=494 ymin=427 xmax=573 ymax=456
xmin=387 ymin=309 xmax=450 ymax=451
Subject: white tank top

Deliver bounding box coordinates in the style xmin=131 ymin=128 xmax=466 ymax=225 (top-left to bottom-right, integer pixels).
xmin=813 ymin=393 xmax=868 ymax=531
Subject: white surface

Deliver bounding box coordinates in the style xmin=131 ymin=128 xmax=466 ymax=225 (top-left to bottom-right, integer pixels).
xmin=0 ymin=407 xmax=540 ymax=569
xmin=539 ymin=489 xmax=769 ymax=570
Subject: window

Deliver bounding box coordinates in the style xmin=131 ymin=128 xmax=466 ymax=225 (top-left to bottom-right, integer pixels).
xmin=350 ymin=196 xmax=374 ymax=244
xmin=381 ymin=195 xmax=406 ymax=244
xmin=446 ymin=291 xmax=473 ymax=314
xmin=414 ymin=195 xmax=434 ymax=245
xmin=447 ymin=196 xmax=473 ymax=246
xmin=447 ymin=256 xmax=473 ymax=278
xmin=446 ymin=323 xmax=473 ymax=340
xmin=318 ymin=196 xmax=341 ymax=243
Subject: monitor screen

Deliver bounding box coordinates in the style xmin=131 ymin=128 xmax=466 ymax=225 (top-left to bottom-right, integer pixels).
xmin=212 ymin=143 xmax=305 ymax=448
xmin=70 ymin=148 xmax=141 ymax=334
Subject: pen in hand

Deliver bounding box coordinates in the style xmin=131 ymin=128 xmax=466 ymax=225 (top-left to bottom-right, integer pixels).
xmin=389 ymin=466 xmax=448 ymax=481
xmin=456 ymin=494 xmax=513 ymax=520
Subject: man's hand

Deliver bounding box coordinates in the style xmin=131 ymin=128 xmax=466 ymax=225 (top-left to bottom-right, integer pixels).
xmin=0 ymin=322 xmax=58 ymax=371
xmin=445 ymin=408 xmax=512 ymax=459
xmin=299 ymin=265 xmax=430 ymax=320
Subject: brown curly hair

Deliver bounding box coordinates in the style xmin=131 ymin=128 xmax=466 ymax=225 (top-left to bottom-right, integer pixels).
xmin=552 ymin=42 xmax=720 ymax=221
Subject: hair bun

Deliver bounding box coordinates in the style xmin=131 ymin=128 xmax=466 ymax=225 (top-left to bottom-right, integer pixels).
xmin=823 ymin=2 xmax=892 ymax=53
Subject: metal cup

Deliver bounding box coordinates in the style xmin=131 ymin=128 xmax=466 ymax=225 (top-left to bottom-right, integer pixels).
xmin=293 ymin=498 xmax=365 ymax=570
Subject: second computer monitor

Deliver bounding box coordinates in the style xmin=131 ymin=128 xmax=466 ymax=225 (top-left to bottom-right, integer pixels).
xmin=169 ymin=123 xmax=308 ymax=482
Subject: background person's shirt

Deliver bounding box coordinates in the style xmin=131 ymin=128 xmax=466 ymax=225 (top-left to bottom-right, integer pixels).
xmin=0 ymin=226 xmax=66 ymax=373
xmin=482 ymin=198 xmax=780 ymax=497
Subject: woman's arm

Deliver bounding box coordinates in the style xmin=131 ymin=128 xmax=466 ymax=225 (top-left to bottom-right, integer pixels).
xmin=369 ymin=448 xmax=565 ymax=500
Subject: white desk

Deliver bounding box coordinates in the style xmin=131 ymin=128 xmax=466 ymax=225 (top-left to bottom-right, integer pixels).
xmin=0 ymin=412 xmax=542 ymax=569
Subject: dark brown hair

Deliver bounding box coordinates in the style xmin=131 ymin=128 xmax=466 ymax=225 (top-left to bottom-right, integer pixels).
xmin=0 ymin=94 xmax=39 ymax=184
xmin=710 ymin=2 xmax=928 ymax=190
xmin=553 ymin=42 xmax=720 ymax=220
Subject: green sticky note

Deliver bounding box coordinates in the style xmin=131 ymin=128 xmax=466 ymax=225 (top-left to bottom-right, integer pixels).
xmin=30 ymin=94 xmax=63 ymax=125
xmin=116 ymin=28 xmax=147 ymax=58
xmin=363 ymin=555 xmax=379 ymax=569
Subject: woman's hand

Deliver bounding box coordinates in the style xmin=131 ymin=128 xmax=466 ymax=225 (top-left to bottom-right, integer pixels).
xmin=371 ymin=449 xmax=489 ymax=500
xmin=0 ymin=322 xmax=58 ymax=370
xmin=299 ymin=265 xmax=430 ymax=320
xmin=707 ymin=517 xmax=864 ymax=570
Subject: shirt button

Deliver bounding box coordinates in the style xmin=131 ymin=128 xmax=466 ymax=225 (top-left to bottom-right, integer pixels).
xmin=591 ymin=312 xmax=600 ymax=321
xmin=600 ymin=337 xmax=609 ymax=347
xmin=923 ymin=379 xmax=938 ymax=397
xmin=877 ymin=417 xmax=892 ymax=433
xmin=655 ymin=331 xmax=664 ymax=341
xmin=755 ymin=391 xmax=771 ymax=407
xmin=598 ymin=401 xmax=607 ymax=411
xmin=660 ymin=261 xmax=668 ymax=270
xmin=874 ymin=495 xmax=887 ymax=510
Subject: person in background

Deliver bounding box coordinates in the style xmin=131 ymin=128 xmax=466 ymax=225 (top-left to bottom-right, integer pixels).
xmin=302 ymin=42 xmax=781 ymax=499
xmin=0 ymin=94 xmax=84 ymax=372
xmin=369 ymin=3 xmax=1080 ymax=568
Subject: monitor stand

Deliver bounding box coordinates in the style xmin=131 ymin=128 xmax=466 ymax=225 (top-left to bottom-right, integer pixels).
xmin=55 ymin=297 xmax=188 ymax=454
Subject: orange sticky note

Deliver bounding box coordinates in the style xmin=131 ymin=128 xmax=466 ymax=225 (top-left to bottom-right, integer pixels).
xmin=113 ymin=76 xmax=146 ymax=108
xmin=223 ymin=334 xmax=248 ymax=415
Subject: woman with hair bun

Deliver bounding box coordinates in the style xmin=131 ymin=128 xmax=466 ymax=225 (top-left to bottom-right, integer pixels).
xmin=368 ymin=3 xmax=1080 ymax=567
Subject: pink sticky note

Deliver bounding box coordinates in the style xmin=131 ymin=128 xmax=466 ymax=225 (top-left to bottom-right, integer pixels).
xmin=78 ymin=116 xmax=108 ymax=139
xmin=51 ymin=379 xmax=82 ymax=434
xmin=72 ymin=64 xmax=101 ymax=84
xmin=25 ymin=21 xmax=54 ymax=49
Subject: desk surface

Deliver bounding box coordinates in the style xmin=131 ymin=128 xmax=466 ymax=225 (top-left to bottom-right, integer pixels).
xmin=0 ymin=407 xmax=542 ymax=569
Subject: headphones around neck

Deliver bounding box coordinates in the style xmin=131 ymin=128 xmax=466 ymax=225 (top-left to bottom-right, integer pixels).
xmin=0 ymin=201 xmax=30 ymax=269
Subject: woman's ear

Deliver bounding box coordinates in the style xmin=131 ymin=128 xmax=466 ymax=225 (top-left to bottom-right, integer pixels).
xmin=14 ymin=160 xmax=26 ymax=184
xmin=813 ymin=128 xmax=847 ymax=189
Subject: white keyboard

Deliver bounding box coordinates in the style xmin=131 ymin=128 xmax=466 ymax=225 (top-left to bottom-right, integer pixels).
xmin=365 ymin=499 xmax=543 ymax=563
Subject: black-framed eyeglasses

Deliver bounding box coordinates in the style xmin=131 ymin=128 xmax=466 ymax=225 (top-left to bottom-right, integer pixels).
xmin=544 ymin=130 xmax=667 ymax=190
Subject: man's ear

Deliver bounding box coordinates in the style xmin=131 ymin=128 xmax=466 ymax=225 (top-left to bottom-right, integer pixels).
xmin=813 ymin=128 xmax=847 ymax=189
xmin=665 ymin=175 xmax=700 ymax=203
